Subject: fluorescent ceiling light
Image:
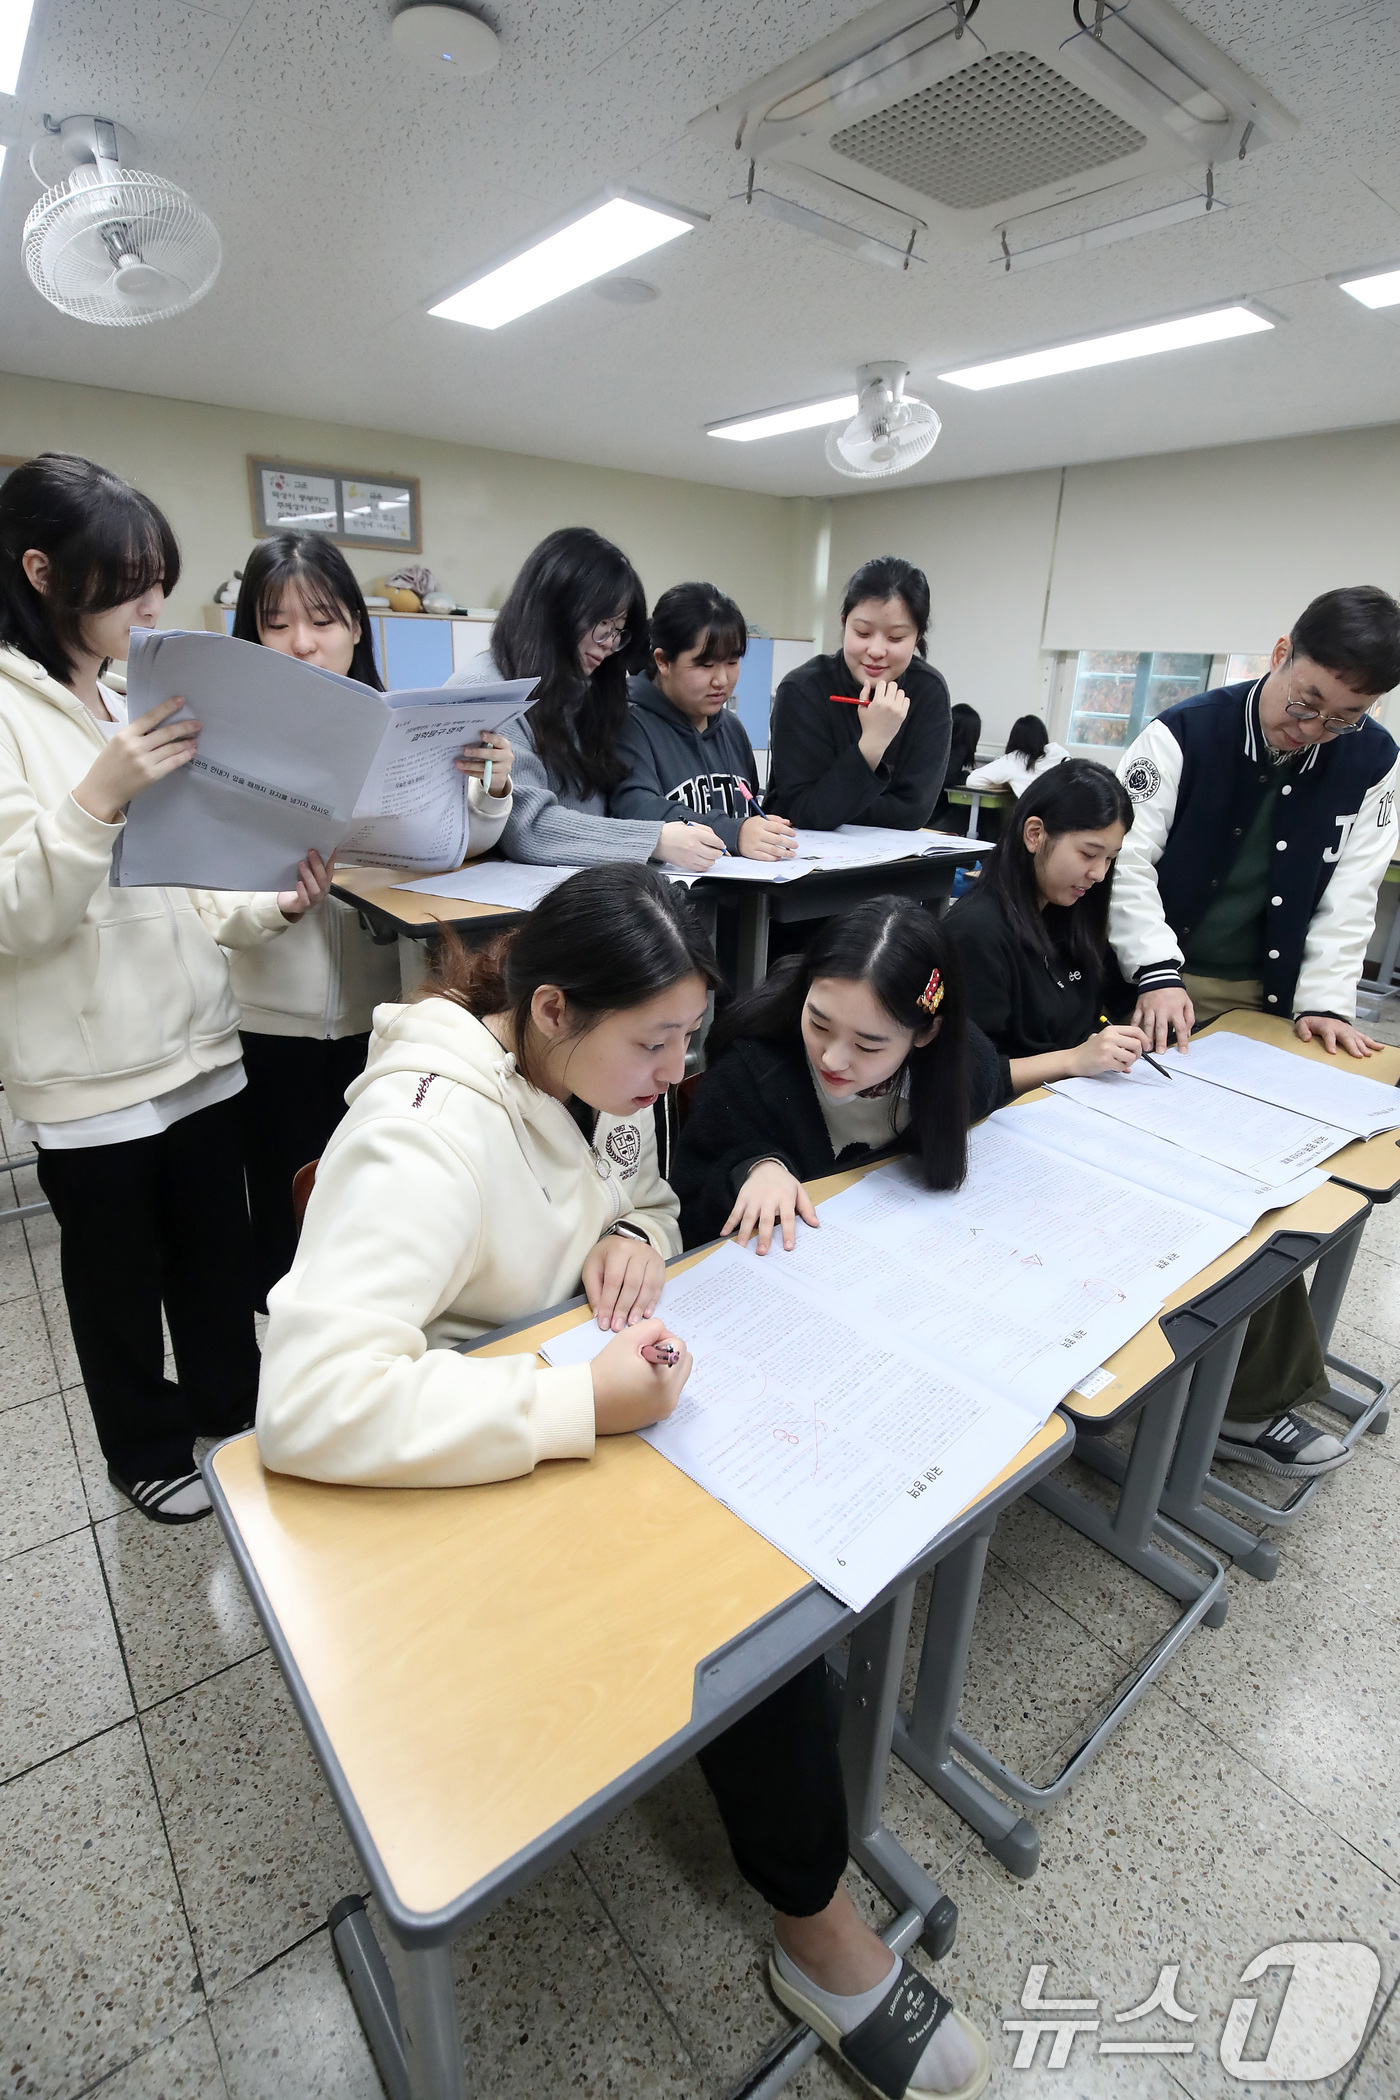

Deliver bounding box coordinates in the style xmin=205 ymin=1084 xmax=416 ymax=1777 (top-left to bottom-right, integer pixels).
xmin=1336 ymin=266 xmax=1400 ymax=310
xmin=708 ymin=394 xmax=859 ymax=442
xmin=430 ymin=194 xmax=698 ymax=329
xmin=940 ymin=304 xmax=1273 ymax=391
xmin=0 ymin=0 xmax=36 ymax=96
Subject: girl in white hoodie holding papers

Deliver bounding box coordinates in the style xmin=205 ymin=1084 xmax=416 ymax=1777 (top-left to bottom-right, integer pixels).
xmin=0 ymin=454 xmax=332 ymax=1524
xmin=230 ymin=532 xmax=514 ymax=1307
xmin=257 ymin=863 xmax=989 ymax=2100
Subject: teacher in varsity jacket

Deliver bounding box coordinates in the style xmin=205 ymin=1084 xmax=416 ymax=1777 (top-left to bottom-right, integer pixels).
xmin=1110 ymin=585 xmax=1400 ymax=1062
xmin=1107 ymin=585 xmax=1399 ymax=1489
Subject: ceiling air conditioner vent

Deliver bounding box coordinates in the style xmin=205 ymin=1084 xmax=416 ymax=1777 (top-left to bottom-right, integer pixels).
xmin=692 ymin=0 xmax=1296 ymax=247
xmin=829 ymin=51 xmax=1147 ymax=212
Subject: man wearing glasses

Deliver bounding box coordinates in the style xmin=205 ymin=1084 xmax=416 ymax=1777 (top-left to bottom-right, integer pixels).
xmin=1111 ymin=585 xmax=1399 ymax=1060
xmin=1107 ymin=585 xmax=1399 ymax=1481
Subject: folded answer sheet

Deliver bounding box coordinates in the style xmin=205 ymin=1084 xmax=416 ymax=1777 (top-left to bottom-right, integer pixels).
xmin=112 ymin=629 xmax=533 ymax=887
xmin=393 ymin=861 xmax=584 ymax=909
xmin=1048 ymin=1060 xmax=1353 ymax=1186
xmin=542 ymin=1238 xmax=1046 ymax=1612
xmin=1175 ymin=1030 xmax=1400 ymax=1141
xmin=999 ymin=1092 xmax=1327 ymax=1226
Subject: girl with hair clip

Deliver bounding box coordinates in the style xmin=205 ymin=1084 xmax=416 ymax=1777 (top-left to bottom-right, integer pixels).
xmin=610 ymin=579 xmax=796 ymax=860
xmin=257 ymin=859 xmax=989 ymax=2100
xmin=231 ymin=531 xmax=513 ymax=1307
xmin=0 ymin=455 xmax=331 ymax=1524
xmin=449 ymin=527 xmax=727 ymax=872
xmin=944 ymin=758 xmax=1147 ymax=1095
xmin=766 ymin=555 xmax=952 ymax=832
xmin=964 ymin=713 xmax=1067 ymax=803
xmin=672 ymin=897 xmax=1007 ymax=1254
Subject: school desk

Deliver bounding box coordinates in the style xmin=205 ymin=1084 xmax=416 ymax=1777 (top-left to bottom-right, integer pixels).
xmin=884 ymin=1094 xmax=1371 ymax=1880
xmin=1193 ymin=1007 xmax=1400 ymax=1202
xmin=330 ymin=860 xmax=522 ymax=995
xmin=942 ymin=783 xmax=1013 ymax=840
xmin=723 ymin=841 xmax=985 ymax=990
xmin=205 ymin=1180 xmax=1073 ymax=2100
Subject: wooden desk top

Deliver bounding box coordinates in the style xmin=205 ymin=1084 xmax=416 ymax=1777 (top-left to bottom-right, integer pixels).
xmin=945 ymin=784 xmax=1013 ymax=804
xmin=332 ymin=859 xmax=515 ymax=933
xmin=210 ymin=1164 xmax=1070 ymax=1925
xmin=1195 ymin=1011 xmax=1400 ymax=1200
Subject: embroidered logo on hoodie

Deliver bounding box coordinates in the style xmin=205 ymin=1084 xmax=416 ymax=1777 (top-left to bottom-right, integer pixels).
xmin=604 ymin=1122 xmax=642 ymax=1178
xmin=411 ymin=1074 xmax=437 ymax=1109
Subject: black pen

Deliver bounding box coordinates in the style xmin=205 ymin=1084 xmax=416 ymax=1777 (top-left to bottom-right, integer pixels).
xmin=1101 ymin=1013 xmax=1174 ymax=1082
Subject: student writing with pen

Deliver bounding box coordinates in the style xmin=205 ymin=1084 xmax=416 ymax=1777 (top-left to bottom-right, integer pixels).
xmin=609 ymin=581 xmax=797 ymax=861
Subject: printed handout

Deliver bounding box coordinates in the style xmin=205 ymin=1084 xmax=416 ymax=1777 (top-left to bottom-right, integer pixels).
xmin=1177 ymin=1030 xmax=1400 ymax=1142
xmin=112 ymin=628 xmax=533 ymax=888
xmin=1048 ymin=1060 xmax=1352 ymax=1185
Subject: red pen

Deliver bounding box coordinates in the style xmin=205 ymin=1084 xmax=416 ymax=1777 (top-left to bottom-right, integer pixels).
xmin=830 ymin=694 xmax=870 ymax=706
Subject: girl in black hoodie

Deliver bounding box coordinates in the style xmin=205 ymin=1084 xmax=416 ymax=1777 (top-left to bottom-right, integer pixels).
xmin=673 ymin=897 xmax=1006 ymax=1251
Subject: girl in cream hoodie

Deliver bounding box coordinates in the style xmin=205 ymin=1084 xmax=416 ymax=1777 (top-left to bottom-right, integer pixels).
xmin=257 ymin=863 xmax=989 ymax=2100
xmin=0 ymin=453 xmax=332 ymax=1524
xmin=228 ymin=532 xmax=513 ymax=1307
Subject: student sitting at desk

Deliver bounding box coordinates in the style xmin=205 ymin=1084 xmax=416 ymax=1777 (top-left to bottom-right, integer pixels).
xmin=944 ymin=760 xmax=1147 ymax=1095
xmin=0 ymin=454 xmax=331 ymax=1525
xmin=1109 ymin=585 xmax=1400 ymax=1479
xmin=610 ymin=580 xmax=796 ymax=859
xmin=964 ymin=714 xmax=1068 ymax=802
xmin=765 ymin=555 xmax=951 ymax=831
xmin=930 ymin=701 xmax=981 ymax=831
xmin=257 ymin=863 xmax=990 ymax=2100
xmin=672 ymin=897 xmax=1006 ymax=1252
xmin=448 ymin=527 xmax=726 ymax=872
xmin=231 ymin=531 xmax=514 ymax=1308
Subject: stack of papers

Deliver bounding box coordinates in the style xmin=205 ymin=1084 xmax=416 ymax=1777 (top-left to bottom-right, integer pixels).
xmin=394 ymin=862 xmax=583 ymax=910
xmin=111 ymin=629 xmax=534 ymax=889
xmin=676 ymin=824 xmax=971 ymax=885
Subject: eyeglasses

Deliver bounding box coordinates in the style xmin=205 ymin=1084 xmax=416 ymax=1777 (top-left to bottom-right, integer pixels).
xmin=1283 ymin=657 xmax=1374 ymax=736
xmin=587 ymin=618 xmax=629 ymax=650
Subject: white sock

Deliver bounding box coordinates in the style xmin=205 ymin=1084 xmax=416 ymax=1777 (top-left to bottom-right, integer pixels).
xmin=133 ymin=1474 xmax=211 ymax=1518
xmin=773 ymin=1944 xmax=976 ymax=2094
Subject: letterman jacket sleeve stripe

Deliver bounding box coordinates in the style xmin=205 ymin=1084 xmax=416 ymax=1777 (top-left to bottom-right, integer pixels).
xmin=1293 ymin=757 xmax=1400 ymax=1020
xmin=1109 ymin=722 xmax=1185 ymax=986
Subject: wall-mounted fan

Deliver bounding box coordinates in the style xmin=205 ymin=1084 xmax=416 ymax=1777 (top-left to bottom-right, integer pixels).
xmin=825 ymin=363 xmax=941 ymax=480
xmin=23 ymin=115 xmax=221 ymax=327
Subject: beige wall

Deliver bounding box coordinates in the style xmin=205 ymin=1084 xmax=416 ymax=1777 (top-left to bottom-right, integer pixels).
xmin=823 ymin=424 xmax=1400 ymax=742
xmin=0 ymin=370 xmax=822 ymax=641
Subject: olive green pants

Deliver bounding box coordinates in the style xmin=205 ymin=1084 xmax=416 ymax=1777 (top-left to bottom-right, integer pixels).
xmin=1174 ymin=976 xmax=1330 ymax=1422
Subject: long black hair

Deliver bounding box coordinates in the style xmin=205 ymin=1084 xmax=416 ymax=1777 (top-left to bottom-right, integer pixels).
xmin=709 ymin=896 xmax=971 ymax=1190
xmin=985 ymin=759 xmax=1133 ymax=977
xmin=233 ymin=532 xmax=384 ymax=689
xmin=840 ymin=555 xmax=931 ymax=658
xmin=649 ymin=580 xmax=747 ymax=669
xmin=948 ymin=702 xmax=981 ymax=778
xmin=0 ymin=453 xmax=180 ymax=685
xmin=1005 ymin=714 xmax=1050 ymax=764
xmin=489 ymin=527 xmax=648 ymax=797
xmin=423 ymin=863 xmax=720 ymax=1094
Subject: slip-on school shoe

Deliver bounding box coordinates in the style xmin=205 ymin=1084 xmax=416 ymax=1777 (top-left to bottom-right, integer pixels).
xmin=1214 ymin=1410 xmax=1351 ymax=1479
xmin=770 ymin=1953 xmax=991 ymax=2100
xmin=106 ymin=1465 xmax=213 ymax=1523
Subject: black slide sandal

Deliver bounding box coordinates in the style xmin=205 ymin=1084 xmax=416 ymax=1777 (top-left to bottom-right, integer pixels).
xmin=769 ymin=1953 xmax=990 ymax=2100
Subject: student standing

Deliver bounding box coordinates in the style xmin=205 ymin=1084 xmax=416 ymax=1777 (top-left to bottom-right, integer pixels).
xmin=449 ymin=528 xmax=726 ymax=872
xmin=610 ymin=580 xmax=796 ymax=860
xmin=766 ymin=556 xmax=951 ymax=831
xmin=257 ymin=862 xmax=987 ymax=2100
xmin=0 ymin=455 xmax=330 ymax=1522
xmin=231 ymin=531 xmax=514 ymax=1306
xmin=964 ymin=715 xmax=1067 ymax=801
xmin=1107 ymin=586 xmax=1400 ymax=1479
xmin=672 ymin=898 xmax=1006 ymax=1253
xmin=944 ymin=760 xmax=1146 ymax=1095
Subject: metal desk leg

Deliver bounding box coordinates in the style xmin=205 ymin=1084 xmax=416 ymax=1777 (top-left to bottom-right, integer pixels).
xmin=1156 ymin=1220 xmax=1389 ymax=1543
xmin=331 ymin=1898 xmax=465 ymax=2100
xmin=966 ymin=793 xmax=981 ymax=841
xmin=888 ymin=1527 xmax=1041 ymax=1880
xmin=734 ymin=893 xmax=772 ymax=992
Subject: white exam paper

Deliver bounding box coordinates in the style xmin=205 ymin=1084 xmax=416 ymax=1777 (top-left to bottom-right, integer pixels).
xmin=338 ymin=681 xmax=535 ymax=872
xmin=1177 ymin=1031 xmax=1400 ymax=1141
xmin=1049 ymin=1061 xmax=1352 ymax=1185
xmin=393 ymin=861 xmax=583 ymax=910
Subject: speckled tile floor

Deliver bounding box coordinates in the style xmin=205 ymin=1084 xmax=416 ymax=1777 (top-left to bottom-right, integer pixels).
xmin=2 ymin=1017 xmax=1398 ymax=2100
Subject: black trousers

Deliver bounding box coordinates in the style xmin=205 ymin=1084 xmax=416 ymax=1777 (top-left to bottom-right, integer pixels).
xmin=35 ymin=1096 xmax=261 ymax=1482
xmin=239 ymin=1031 xmax=370 ymax=1310
xmin=697 ymin=1659 xmax=850 ymax=1917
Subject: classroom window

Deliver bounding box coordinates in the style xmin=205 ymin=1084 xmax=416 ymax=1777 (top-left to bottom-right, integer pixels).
xmin=1065 ymin=650 xmax=1212 ymax=750
xmin=1225 ymin=651 xmax=1271 ymax=684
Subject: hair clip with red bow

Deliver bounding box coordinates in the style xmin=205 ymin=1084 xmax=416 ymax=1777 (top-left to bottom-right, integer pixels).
xmin=917 ymin=967 xmax=944 ymax=1016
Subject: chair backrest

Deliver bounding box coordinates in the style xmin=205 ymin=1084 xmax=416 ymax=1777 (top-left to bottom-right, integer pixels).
xmin=291 ymin=1159 xmax=320 ymax=1237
